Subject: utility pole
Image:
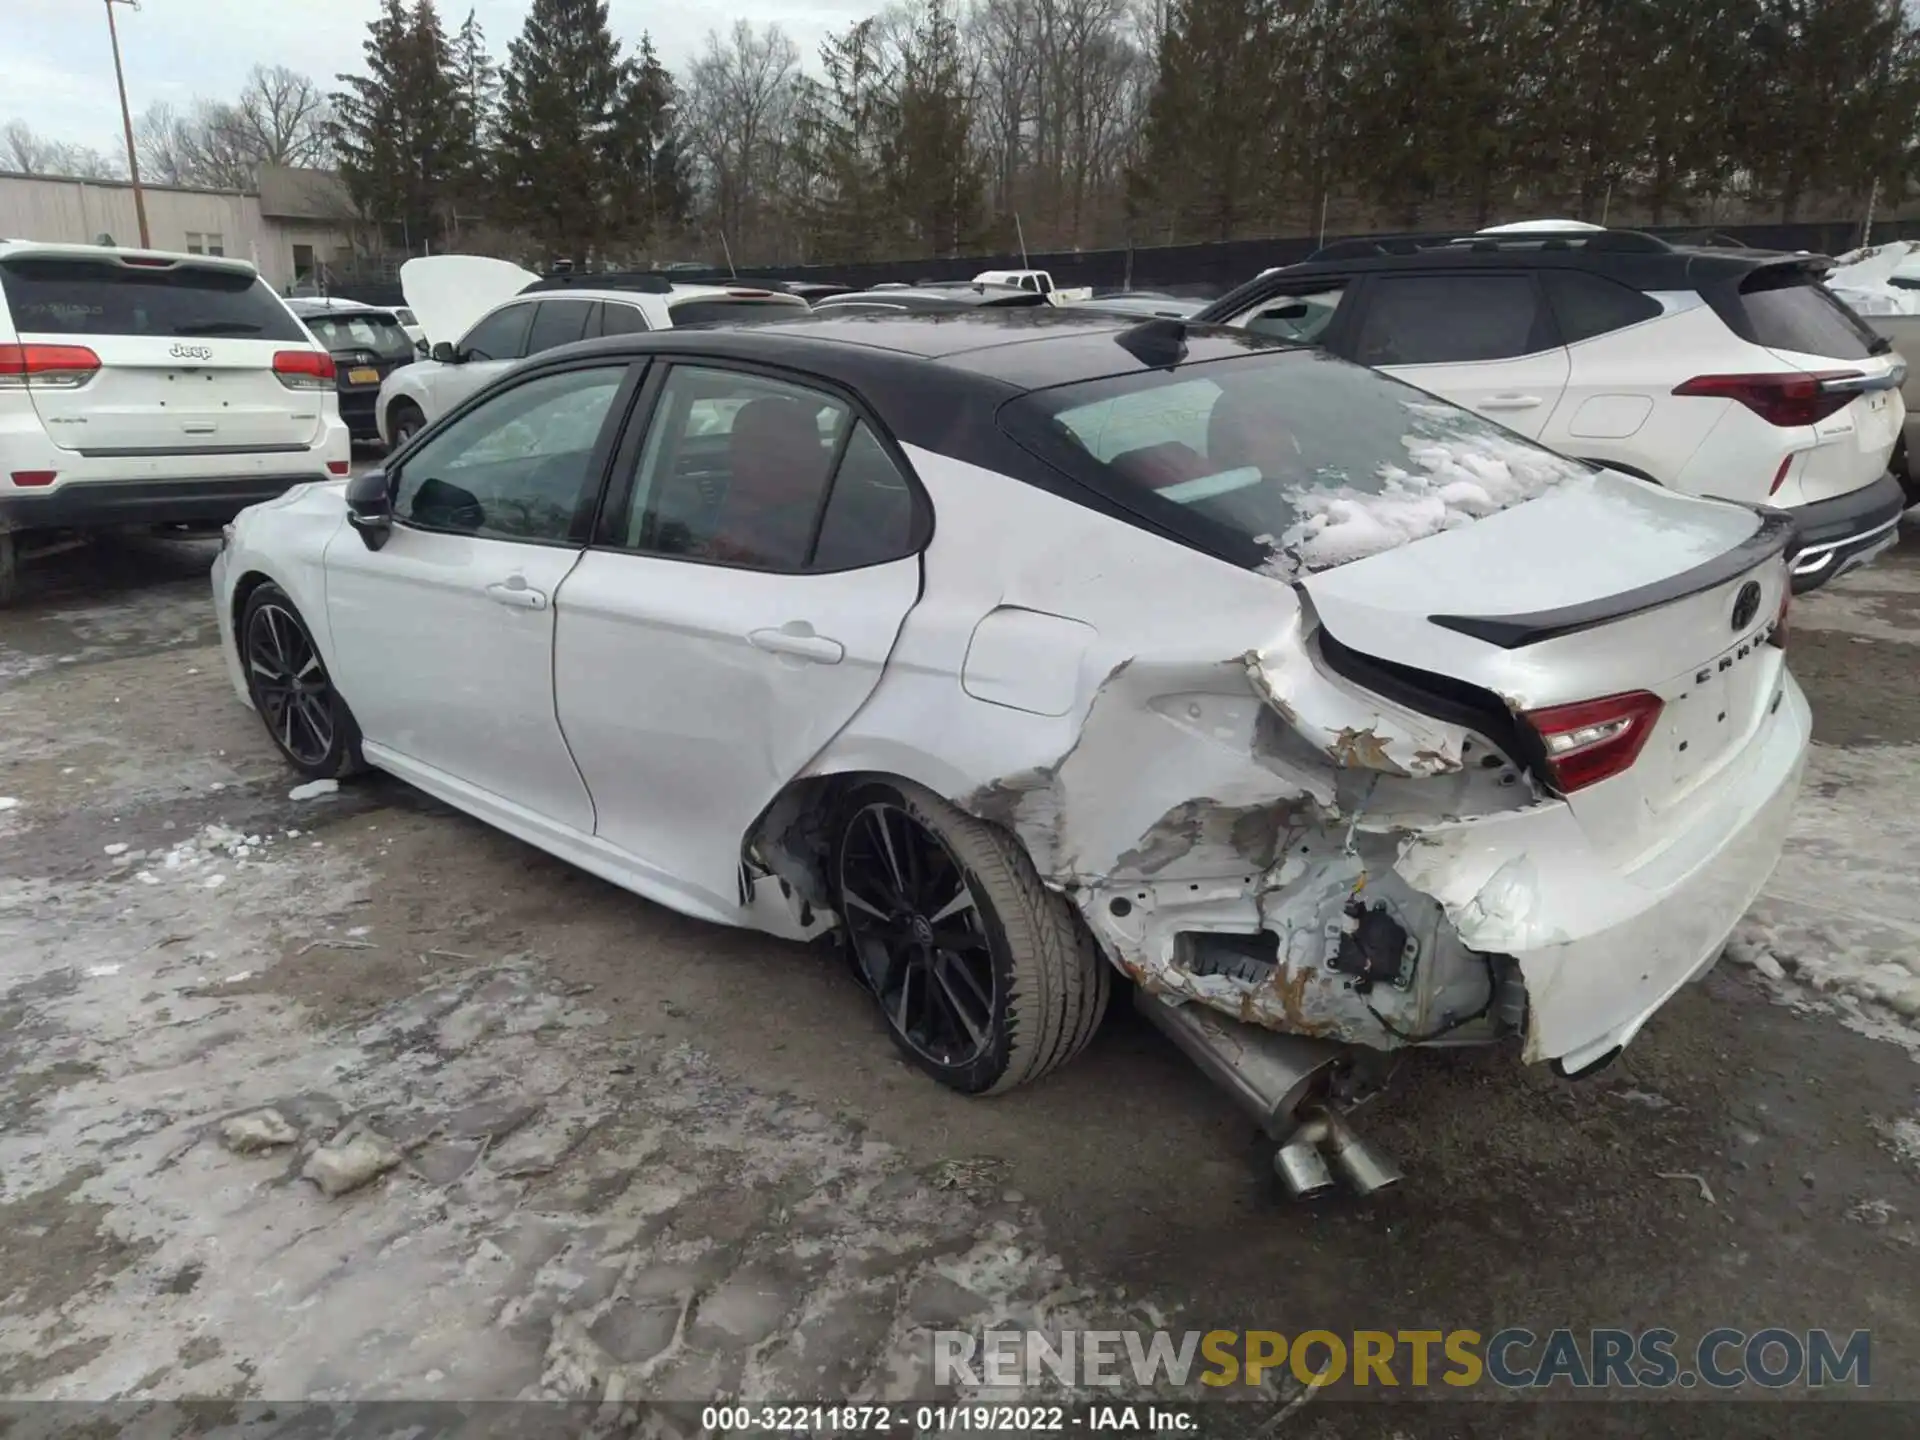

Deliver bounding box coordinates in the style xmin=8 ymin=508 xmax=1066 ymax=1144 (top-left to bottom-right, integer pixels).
xmin=105 ymin=0 xmax=150 ymax=249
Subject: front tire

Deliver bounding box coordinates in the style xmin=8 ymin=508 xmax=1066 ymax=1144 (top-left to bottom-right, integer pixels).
xmin=240 ymin=583 xmax=365 ymax=779
xmin=834 ymin=780 xmax=1110 ymax=1095
xmin=387 ymin=399 xmax=425 ymax=451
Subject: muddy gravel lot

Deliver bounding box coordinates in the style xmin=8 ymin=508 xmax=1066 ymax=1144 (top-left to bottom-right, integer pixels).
xmin=3 ymin=523 xmax=1920 ymax=1435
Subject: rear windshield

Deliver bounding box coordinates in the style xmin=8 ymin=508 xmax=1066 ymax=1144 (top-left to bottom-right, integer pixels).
xmin=1000 ymin=347 xmax=1590 ymax=579
xmin=303 ymin=312 xmax=415 ymax=359
xmin=1736 ymin=270 xmax=1881 ymax=358
xmin=0 ymin=257 xmax=306 ymax=341
xmin=667 ymin=296 xmax=810 ymax=327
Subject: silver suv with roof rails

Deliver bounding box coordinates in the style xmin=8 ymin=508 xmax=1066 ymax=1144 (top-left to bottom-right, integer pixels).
xmin=1198 ymin=224 xmax=1908 ymax=592
xmin=0 ymin=241 xmax=349 ymax=605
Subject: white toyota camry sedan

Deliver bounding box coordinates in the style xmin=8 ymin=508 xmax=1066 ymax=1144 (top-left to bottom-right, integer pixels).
xmin=212 ymin=311 xmax=1810 ymax=1192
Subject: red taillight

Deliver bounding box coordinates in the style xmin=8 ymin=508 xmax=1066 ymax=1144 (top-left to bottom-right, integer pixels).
xmin=9 ymin=470 xmax=57 ymax=487
xmin=1769 ymin=454 xmax=1794 ymax=495
xmin=273 ymin=349 xmax=336 ymax=390
xmin=1672 ymin=371 xmax=1857 ymax=428
xmin=0 ymin=343 xmax=101 ymax=389
xmin=325 ymin=459 xmax=350 ymax=475
xmin=1523 ymin=690 xmax=1665 ymax=794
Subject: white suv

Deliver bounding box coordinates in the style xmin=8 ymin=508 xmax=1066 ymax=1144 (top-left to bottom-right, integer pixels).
xmin=375 ymin=257 xmax=811 ymax=448
xmin=0 ymin=241 xmax=349 ymax=604
xmin=1198 ymin=226 xmax=1908 ymax=591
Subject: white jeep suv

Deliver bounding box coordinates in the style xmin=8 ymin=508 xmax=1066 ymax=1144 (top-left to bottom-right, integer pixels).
xmin=1198 ymin=226 xmax=1908 ymax=591
xmin=0 ymin=242 xmax=349 ymax=604
xmin=374 ymin=257 xmax=810 ymax=448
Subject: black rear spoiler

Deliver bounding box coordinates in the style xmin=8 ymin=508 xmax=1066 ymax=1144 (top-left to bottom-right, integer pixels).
xmin=1430 ymin=509 xmax=1795 ymax=649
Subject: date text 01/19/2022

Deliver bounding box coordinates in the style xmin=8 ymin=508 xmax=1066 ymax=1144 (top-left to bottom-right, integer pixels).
xmin=698 ymin=1405 xmax=1185 ymax=1433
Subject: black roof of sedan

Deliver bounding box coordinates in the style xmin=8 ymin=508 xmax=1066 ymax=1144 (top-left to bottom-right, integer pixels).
xmin=546 ymin=307 xmax=1287 ymax=392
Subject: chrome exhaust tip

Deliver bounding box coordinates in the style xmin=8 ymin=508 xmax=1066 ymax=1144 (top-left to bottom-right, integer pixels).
xmin=1273 ymin=1135 xmax=1339 ymax=1199
xmin=1320 ymin=1112 xmax=1403 ymax=1197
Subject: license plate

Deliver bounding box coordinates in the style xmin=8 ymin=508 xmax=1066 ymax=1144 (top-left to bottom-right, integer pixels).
xmin=347 ymin=367 xmax=379 ymax=385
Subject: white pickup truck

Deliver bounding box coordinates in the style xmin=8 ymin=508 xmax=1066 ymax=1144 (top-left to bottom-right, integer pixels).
xmin=972 ymin=270 xmax=1093 ymax=305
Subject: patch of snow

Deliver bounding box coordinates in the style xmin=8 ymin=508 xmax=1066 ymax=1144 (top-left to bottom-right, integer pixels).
xmin=103 ymin=843 xmax=129 ymax=857
xmin=204 ymin=874 xmax=228 ymax=889
xmin=1261 ymin=404 xmax=1585 ymax=579
xmin=85 ymin=964 xmax=122 ymax=978
xmin=0 ymin=797 xmax=17 ymax=811
xmin=135 ymin=872 xmax=158 ymax=886
xmin=290 ymin=779 xmax=340 ymax=802
xmin=1877 ymin=1117 xmax=1920 ymax=1170
xmin=1739 ymin=743 xmax=1920 ymax=1052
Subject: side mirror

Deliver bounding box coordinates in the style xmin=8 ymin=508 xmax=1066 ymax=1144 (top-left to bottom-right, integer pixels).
xmin=345 ymin=468 xmax=393 ymax=551
xmin=415 ymin=338 xmax=430 ymax=357
xmin=430 ymin=341 xmax=459 ymax=364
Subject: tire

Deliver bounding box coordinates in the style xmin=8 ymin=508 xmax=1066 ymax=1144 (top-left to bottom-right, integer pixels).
xmin=387 ymin=399 xmax=425 ymax=451
xmin=239 ymin=582 xmax=366 ymax=780
xmin=834 ymin=779 xmax=1110 ymax=1095
xmin=0 ymin=529 xmax=16 ymax=609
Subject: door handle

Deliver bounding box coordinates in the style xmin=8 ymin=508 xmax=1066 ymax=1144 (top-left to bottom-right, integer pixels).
xmin=1479 ymin=394 xmax=1543 ymax=411
xmin=749 ymin=622 xmax=845 ymax=664
xmin=485 ymin=578 xmax=548 ymax=610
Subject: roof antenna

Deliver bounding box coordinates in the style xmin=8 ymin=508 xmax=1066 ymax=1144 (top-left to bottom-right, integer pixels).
xmin=1015 ymin=212 xmax=1030 ymax=273
xmin=720 ymin=231 xmax=737 ymax=280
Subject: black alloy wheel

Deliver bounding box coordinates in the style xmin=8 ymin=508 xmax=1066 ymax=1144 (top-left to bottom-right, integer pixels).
xmin=840 ymin=797 xmax=999 ymax=1072
xmin=833 ymin=780 xmax=1110 ymax=1095
xmin=240 ymin=584 xmax=363 ymax=778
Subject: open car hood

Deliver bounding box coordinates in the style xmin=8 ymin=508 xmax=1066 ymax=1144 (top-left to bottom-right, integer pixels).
xmin=400 ymin=256 xmax=540 ymax=346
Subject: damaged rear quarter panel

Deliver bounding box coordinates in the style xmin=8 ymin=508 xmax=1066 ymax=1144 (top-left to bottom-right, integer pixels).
xmin=800 ymin=448 xmax=1537 ymax=1050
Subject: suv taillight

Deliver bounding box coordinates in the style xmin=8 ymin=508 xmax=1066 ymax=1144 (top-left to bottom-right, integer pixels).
xmin=273 ymin=349 xmax=336 ymax=390
xmin=1672 ymin=371 xmax=1857 ymax=427
xmin=1522 ymin=691 xmax=1665 ymax=794
xmin=0 ymin=343 xmax=101 ymax=390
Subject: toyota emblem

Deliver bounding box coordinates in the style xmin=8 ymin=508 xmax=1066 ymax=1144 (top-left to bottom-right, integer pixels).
xmin=1731 ymin=580 xmax=1762 ymax=630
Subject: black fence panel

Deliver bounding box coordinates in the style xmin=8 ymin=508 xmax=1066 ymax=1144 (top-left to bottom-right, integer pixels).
xmin=326 ymin=218 xmax=1920 ymax=311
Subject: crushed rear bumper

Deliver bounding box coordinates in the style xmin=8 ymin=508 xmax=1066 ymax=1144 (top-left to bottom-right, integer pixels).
xmin=0 ymin=475 xmax=324 ymax=531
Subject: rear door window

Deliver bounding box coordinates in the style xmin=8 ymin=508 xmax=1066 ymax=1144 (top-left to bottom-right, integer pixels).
xmin=0 ymin=257 xmax=305 ymax=341
xmin=1349 ymin=274 xmax=1553 ymax=365
xmin=1734 ymin=270 xmax=1879 ymax=359
xmin=460 ymin=303 xmax=533 ymax=362
xmin=1542 ymin=271 xmax=1663 ymax=343
xmin=526 ymin=299 xmax=595 ymax=354
xmin=599 ymin=302 xmax=650 ymax=336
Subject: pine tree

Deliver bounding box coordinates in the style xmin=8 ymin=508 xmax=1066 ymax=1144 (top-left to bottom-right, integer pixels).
xmin=450 ymin=7 xmax=500 ymax=222
xmin=494 ymin=0 xmax=631 ymax=266
xmin=330 ymin=0 xmax=468 ymax=252
xmin=888 ymin=0 xmax=982 ymax=256
xmin=791 ymin=20 xmax=898 ymax=262
xmin=604 ymin=35 xmax=688 ymax=254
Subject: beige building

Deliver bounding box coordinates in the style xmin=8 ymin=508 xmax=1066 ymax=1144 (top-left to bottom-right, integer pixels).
xmin=0 ymin=164 xmax=360 ymax=292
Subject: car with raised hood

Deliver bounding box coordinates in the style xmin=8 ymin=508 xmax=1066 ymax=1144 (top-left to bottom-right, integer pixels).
xmin=374 ymin=256 xmax=811 ymax=449
xmin=212 ymin=310 xmax=1809 ymax=1195
xmin=1200 ymin=224 xmax=1908 ymax=592
xmin=286 ymin=298 xmax=419 ymax=445
xmin=0 ymin=241 xmax=349 ymax=606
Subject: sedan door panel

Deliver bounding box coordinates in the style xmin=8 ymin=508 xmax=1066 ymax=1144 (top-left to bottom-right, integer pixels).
xmin=552 ymin=553 xmax=922 ymax=921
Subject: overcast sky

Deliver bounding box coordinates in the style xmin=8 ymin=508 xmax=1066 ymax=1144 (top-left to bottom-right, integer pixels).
xmin=2 ymin=0 xmax=873 ymax=153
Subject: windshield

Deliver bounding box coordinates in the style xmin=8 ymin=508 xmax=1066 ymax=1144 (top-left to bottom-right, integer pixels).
xmin=0 ymin=257 xmax=306 ymax=341
xmin=1000 ymin=347 xmax=1591 ymax=578
xmin=303 ymin=312 xmax=414 ymax=359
